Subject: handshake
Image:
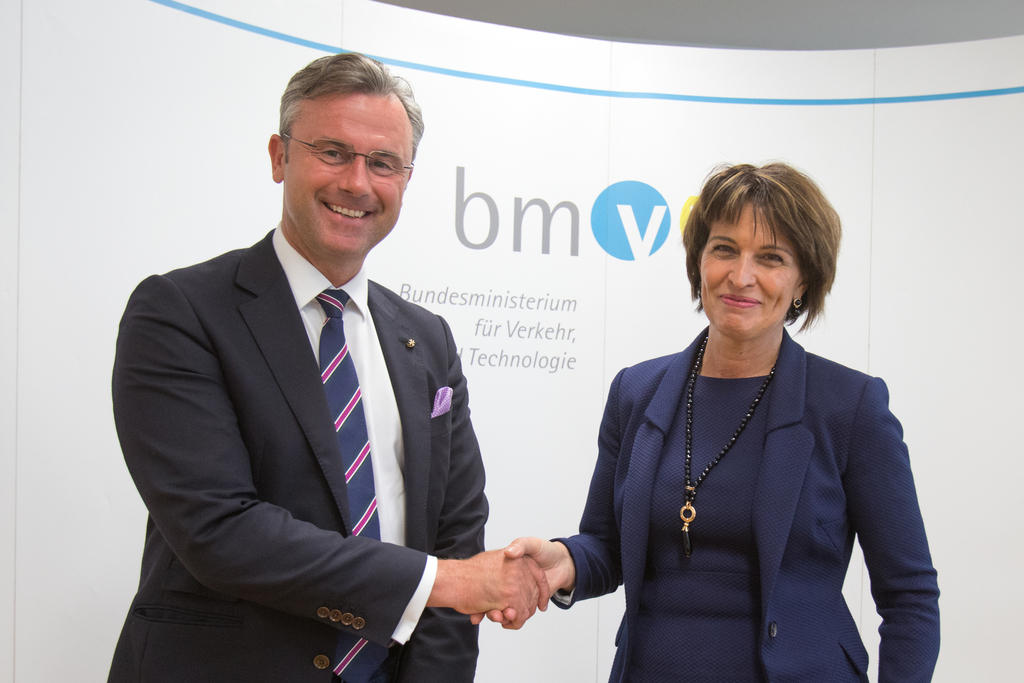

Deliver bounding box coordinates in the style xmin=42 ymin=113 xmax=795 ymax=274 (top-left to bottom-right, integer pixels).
xmin=427 ymin=537 xmax=576 ymax=629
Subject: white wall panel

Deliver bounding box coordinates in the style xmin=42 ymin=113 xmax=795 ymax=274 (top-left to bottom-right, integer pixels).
xmin=1 ymin=0 xmax=21 ymax=680
xmin=872 ymin=90 xmax=1024 ymax=681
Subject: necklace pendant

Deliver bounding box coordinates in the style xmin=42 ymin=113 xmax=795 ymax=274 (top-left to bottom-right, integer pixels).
xmin=680 ymin=502 xmax=696 ymax=557
xmin=680 ymin=501 xmax=696 ymax=526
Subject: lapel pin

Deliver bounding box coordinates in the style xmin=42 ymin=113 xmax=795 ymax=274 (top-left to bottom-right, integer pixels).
xmin=405 ymin=338 xmax=416 ymax=348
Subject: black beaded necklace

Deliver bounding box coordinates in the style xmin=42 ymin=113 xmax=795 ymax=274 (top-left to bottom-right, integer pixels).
xmin=680 ymin=332 xmax=776 ymax=557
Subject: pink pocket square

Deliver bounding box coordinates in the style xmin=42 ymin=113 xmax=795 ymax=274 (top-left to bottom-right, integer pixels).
xmin=431 ymin=386 xmax=453 ymax=418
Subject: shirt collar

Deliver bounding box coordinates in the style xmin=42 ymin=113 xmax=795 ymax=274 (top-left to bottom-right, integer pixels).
xmin=272 ymin=226 xmax=369 ymax=318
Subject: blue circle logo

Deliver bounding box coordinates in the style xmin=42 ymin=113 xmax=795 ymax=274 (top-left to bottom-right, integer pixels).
xmin=590 ymin=181 xmax=672 ymax=261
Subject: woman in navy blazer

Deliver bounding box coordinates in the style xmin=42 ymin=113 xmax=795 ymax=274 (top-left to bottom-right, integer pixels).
xmin=503 ymin=163 xmax=939 ymax=681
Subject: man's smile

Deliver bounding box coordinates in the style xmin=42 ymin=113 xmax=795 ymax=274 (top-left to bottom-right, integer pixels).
xmin=325 ymin=202 xmax=367 ymax=218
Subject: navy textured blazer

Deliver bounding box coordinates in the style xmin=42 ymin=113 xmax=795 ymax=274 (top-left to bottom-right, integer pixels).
xmin=560 ymin=330 xmax=939 ymax=682
xmin=108 ymin=233 xmax=487 ymax=682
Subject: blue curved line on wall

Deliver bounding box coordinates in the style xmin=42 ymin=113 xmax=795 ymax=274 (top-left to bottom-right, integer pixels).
xmin=150 ymin=0 xmax=1024 ymax=106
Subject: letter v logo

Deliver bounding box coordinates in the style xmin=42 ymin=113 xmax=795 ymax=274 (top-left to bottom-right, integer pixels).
xmin=617 ymin=204 xmax=667 ymax=260
xmin=591 ymin=181 xmax=672 ymax=261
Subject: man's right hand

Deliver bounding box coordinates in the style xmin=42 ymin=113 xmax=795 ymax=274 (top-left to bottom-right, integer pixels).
xmin=428 ymin=549 xmax=551 ymax=629
xmin=470 ymin=537 xmax=577 ymax=627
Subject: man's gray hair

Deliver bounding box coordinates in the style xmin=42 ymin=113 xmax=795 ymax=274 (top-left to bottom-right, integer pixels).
xmin=279 ymin=52 xmax=424 ymax=158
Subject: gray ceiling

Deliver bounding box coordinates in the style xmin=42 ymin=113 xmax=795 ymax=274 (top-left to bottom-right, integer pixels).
xmin=376 ymin=0 xmax=1024 ymax=50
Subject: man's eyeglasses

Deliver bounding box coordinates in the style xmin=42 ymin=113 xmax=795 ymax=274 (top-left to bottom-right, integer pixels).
xmin=281 ymin=133 xmax=413 ymax=178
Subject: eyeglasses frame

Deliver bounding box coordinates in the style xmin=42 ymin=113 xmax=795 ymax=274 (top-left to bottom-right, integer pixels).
xmin=279 ymin=132 xmax=414 ymax=178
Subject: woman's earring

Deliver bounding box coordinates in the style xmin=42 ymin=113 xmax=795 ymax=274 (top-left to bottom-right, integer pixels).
xmin=792 ymin=297 xmax=803 ymax=310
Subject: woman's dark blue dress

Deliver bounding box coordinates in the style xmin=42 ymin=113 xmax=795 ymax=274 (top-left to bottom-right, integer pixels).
xmin=630 ymin=375 xmax=771 ymax=682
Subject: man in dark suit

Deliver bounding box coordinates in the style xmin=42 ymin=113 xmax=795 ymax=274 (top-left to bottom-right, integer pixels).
xmin=108 ymin=52 xmax=547 ymax=683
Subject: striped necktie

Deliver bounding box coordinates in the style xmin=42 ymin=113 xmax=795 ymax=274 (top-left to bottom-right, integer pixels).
xmin=317 ymin=289 xmax=388 ymax=682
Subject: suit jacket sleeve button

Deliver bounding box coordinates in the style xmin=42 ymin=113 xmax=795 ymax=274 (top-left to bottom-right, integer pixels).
xmin=768 ymin=621 xmax=778 ymax=638
xmin=316 ymin=606 xmax=330 ymax=619
xmin=340 ymin=612 xmax=355 ymax=625
xmin=329 ymin=609 xmax=343 ymax=622
xmin=313 ymin=655 xmax=331 ymax=670
xmin=352 ymin=616 xmax=366 ymax=630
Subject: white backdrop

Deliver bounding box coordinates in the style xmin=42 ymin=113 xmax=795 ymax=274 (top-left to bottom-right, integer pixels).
xmin=5 ymin=0 xmax=1024 ymax=680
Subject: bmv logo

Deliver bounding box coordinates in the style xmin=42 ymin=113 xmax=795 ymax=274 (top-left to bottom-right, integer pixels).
xmin=454 ymin=167 xmax=687 ymax=260
xmin=590 ymin=181 xmax=672 ymax=261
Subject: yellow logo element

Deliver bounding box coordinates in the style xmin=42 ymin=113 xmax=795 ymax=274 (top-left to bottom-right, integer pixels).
xmin=679 ymin=195 xmax=698 ymax=238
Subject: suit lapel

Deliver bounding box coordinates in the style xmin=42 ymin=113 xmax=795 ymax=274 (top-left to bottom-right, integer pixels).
xmin=235 ymin=233 xmax=352 ymax=528
xmin=751 ymin=330 xmax=814 ymax=608
xmin=367 ymin=283 xmax=431 ymax=551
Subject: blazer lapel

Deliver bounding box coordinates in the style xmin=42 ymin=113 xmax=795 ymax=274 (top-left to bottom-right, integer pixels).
xmin=235 ymin=233 xmax=352 ymax=528
xmin=367 ymin=283 xmax=432 ymax=551
xmin=619 ymin=337 xmax=700 ymax=633
xmin=751 ymin=330 xmax=815 ymax=608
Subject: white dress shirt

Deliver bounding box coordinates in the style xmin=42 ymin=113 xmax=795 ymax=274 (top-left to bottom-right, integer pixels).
xmin=272 ymin=227 xmax=436 ymax=644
